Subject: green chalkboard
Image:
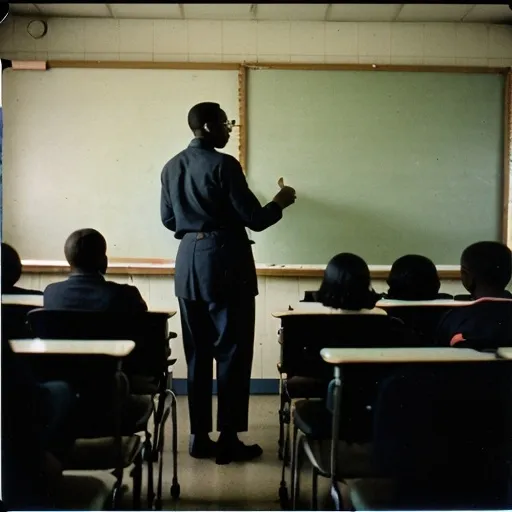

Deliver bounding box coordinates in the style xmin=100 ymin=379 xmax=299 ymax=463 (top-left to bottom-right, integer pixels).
xmin=247 ymin=70 xmax=505 ymax=265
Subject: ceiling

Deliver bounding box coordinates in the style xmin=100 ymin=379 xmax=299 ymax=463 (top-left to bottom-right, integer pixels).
xmin=8 ymin=3 xmax=512 ymax=24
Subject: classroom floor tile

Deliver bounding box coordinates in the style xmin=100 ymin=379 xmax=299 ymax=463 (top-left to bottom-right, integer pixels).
xmin=118 ymin=395 xmax=334 ymax=511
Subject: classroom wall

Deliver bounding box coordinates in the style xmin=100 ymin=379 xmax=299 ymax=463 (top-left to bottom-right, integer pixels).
xmin=2 ymin=16 xmax=509 ymax=386
xmin=0 ymin=16 xmax=512 ymax=67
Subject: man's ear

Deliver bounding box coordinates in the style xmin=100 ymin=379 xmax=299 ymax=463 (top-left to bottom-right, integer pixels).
xmin=203 ymin=123 xmax=210 ymax=133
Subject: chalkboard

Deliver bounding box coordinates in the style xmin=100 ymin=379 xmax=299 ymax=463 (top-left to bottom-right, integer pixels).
xmin=247 ymin=69 xmax=505 ymax=265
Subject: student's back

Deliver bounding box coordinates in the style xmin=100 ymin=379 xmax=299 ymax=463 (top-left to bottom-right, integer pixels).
xmin=437 ymin=242 xmax=512 ymax=348
xmin=44 ymin=271 xmax=147 ymax=312
xmin=437 ymin=297 xmax=512 ymax=348
xmin=43 ymin=229 xmax=147 ymax=313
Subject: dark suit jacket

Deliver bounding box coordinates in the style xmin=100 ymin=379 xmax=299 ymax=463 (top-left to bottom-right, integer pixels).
xmin=44 ymin=272 xmax=148 ymax=312
xmin=161 ymin=138 xmax=283 ymax=302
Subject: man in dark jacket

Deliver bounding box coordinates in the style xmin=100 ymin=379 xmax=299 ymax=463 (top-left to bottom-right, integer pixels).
xmin=44 ymin=229 xmax=147 ymax=312
xmin=161 ymin=102 xmax=296 ymax=464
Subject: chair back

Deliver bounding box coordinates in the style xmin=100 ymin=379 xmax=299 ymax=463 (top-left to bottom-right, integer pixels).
xmin=280 ymin=314 xmax=417 ymax=379
xmin=379 ymin=304 xmax=454 ymax=344
xmin=372 ymin=361 xmax=512 ymax=509
xmin=27 ymin=309 xmax=171 ymax=377
xmin=454 ymin=293 xmax=472 ymax=301
xmin=300 ymin=290 xmax=318 ymax=303
xmin=280 ymin=314 xmax=422 ymax=442
xmin=2 ymin=304 xmax=38 ymax=341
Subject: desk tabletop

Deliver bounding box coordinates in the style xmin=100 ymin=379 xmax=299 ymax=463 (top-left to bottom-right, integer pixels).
xmin=497 ymin=348 xmax=512 ymax=359
xmin=272 ymin=305 xmax=387 ymax=318
xmin=377 ymin=299 xmax=472 ymax=307
xmin=10 ymin=339 xmax=135 ymax=357
xmin=273 ymin=299 xmax=472 ymax=317
xmin=2 ymin=294 xmax=44 ymax=307
xmin=320 ymin=347 xmax=496 ymax=364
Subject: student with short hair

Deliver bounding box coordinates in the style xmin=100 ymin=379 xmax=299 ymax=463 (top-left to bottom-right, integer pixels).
xmin=385 ymin=254 xmax=452 ymax=301
xmin=437 ymin=241 xmax=512 ymax=348
xmin=316 ymin=252 xmax=385 ymax=314
xmin=44 ymin=229 xmax=147 ymax=312
xmin=2 ymin=242 xmax=43 ymax=295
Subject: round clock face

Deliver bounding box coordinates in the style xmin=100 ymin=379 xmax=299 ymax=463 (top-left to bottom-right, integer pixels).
xmin=27 ymin=20 xmax=47 ymax=39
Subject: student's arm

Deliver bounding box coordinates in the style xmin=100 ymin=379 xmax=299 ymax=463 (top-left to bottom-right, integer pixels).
xmin=221 ymin=155 xmax=283 ymax=232
xmin=160 ymin=172 xmax=176 ymax=232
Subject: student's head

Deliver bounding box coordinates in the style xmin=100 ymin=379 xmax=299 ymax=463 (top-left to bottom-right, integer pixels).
xmin=64 ymin=228 xmax=108 ymax=274
xmin=387 ymin=254 xmax=440 ymax=301
xmin=460 ymin=241 xmax=512 ymax=298
xmin=188 ymin=102 xmax=232 ymax=149
xmin=317 ymin=253 xmax=379 ymax=311
xmin=2 ymin=243 xmax=22 ymax=290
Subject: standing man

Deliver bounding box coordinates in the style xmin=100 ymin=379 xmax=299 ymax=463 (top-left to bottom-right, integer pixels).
xmin=160 ymin=102 xmax=296 ymax=465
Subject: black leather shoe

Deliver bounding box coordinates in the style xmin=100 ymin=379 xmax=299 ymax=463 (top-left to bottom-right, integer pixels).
xmin=216 ymin=439 xmax=263 ymax=465
xmin=189 ymin=434 xmax=217 ymax=459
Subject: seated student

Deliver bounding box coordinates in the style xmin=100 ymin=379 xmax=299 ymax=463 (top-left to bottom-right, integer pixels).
xmin=314 ymin=253 xmax=418 ymax=442
xmin=316 ymin=252 xmax=386 ymax=314
xmin=2 ymin=342 xmax=76 ymax=509
xmin=437 ymin=241 xmax=512 ymax=348
xmin=44 ymin=228 xmax=147 ymax=312
xmin=385 ymin=254 xmax=453 ymax=300
xmin=2 ymin=242 xmax=43 ymax=295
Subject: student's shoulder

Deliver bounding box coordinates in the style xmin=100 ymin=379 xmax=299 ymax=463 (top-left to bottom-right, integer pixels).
xmin=106 ymin=280 xmax=141 ymax=295
xmin=108 ymin=281 xmax=146 ymax=304
xmin=43 ymin=280 xmax=65 ymax=294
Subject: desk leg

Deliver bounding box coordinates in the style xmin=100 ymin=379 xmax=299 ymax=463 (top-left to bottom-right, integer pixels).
xmin=330 ymin=366 xmax=343 ymax=511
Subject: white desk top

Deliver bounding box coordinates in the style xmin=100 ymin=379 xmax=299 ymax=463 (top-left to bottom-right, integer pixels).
xmin=273 ymin=305 xmax=387 ymax=317
xmin=273 ymin=299 xmax=471 ymax=317
xmin=377 ymin=299 xmax=471 ymax=307
xmin=10 ymin=339 xmax=135 ymax=357
xmin=2 ymin=294 xmax=44 ymax=307
xmin=497 ymin=348 xmax=512 ymax=360
xmin=320 ymin=347 xmax=496 ymax=364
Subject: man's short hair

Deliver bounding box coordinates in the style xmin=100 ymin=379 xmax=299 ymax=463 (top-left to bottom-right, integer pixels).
xmin=1 ymin=243 xmax=22 ymax=289
xmin=187 ymin=102 xmax=222 ymax=132
xmin=461 ymin=241 xmax=512 ymax=290
xmin=64 ymin=228 xmax=107 ymax=272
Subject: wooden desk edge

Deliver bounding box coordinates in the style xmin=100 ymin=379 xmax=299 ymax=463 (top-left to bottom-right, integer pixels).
xmin=21 ymin=262 xmax=461 ymax=279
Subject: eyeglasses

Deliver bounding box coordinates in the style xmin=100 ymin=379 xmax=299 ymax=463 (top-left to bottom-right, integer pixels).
xmin=223 ymin=120 xmax=236 ymax=132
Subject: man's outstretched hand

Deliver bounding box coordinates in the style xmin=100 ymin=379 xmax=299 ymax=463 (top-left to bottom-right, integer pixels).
xmin=273 ymin=177 xmax=297 ymax=209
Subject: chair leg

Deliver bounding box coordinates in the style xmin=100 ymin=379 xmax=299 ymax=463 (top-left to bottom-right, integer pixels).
xmin=155 ymin=395 xmax=170 ymax=511
xmin=330 ymin=482 xmax=344 ymax=511
xmin=278 ymin=381 xmax=289 ymax=460
xmin=170 ymin=390 xmax=180 ymax=500
xmin=278 ymin=405 xmax=293 ymax=509
xmin=131 ymin=450 xmax=143 ymax=510
xmin=145 ymin=433 xmax=155 ymax=510
xmin=152 ymin=394 xmax=164 ymax=462
xmin=292 ymin=434 xmax=306 ymax=510
xmin=289 ymin=421 xmax=299 ymax=506
xmin=311 ymin=466 xmax=319 ymax=511
xmin=283 ymin=401 xmax=291 ymax=465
